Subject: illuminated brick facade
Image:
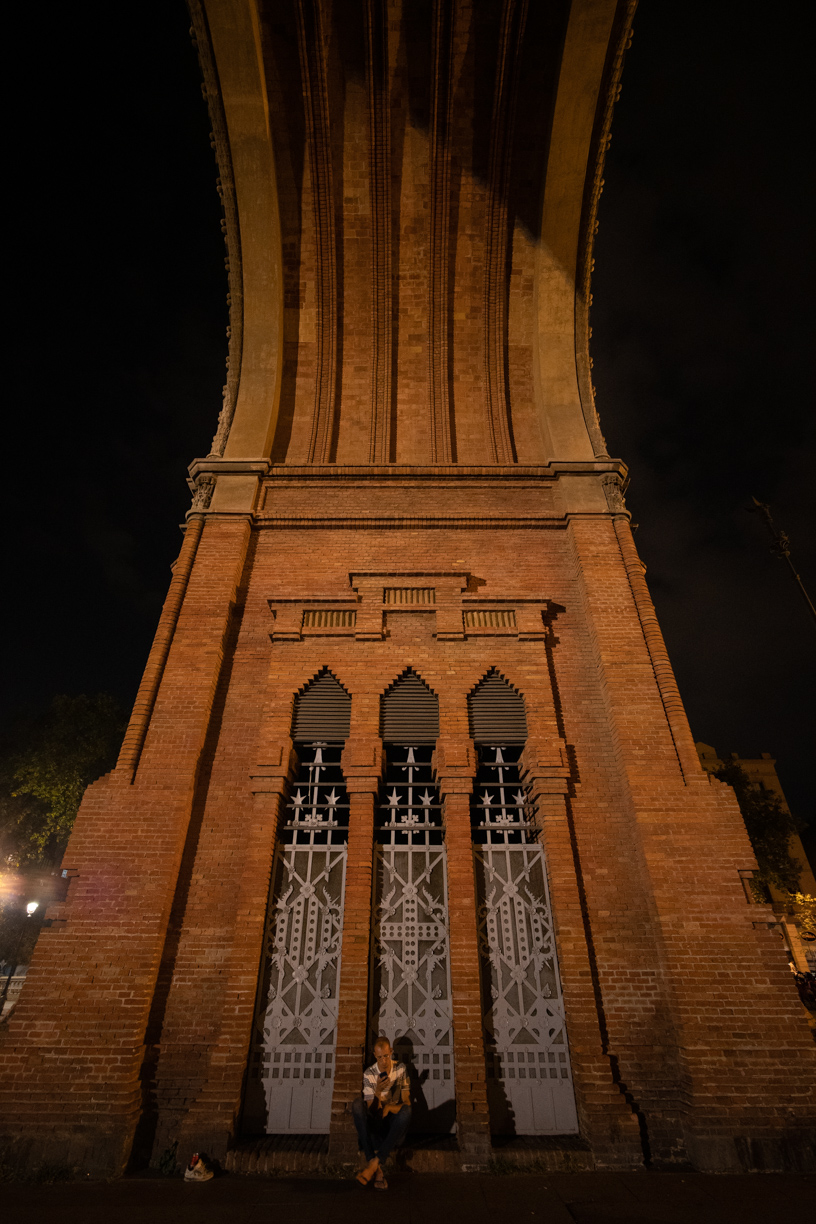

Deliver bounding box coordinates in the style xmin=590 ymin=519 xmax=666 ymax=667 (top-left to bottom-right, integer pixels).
xmin=2 ymin=0 xmax=813 ymax=1176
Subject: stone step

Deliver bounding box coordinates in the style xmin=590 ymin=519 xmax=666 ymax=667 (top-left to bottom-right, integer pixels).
xmin=225 ymin=1134 xmax=594 ymax=1176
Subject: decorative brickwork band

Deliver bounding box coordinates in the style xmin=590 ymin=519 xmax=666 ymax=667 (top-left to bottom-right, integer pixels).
xmin=302 ymin=609 xmax=357 ymax=629
xmin=384 ymin=587 xmax=436 ymax=604
xmin=116 ymin=516 xmax=204 ymax=779
xmin=464 ymin=609 xmax=516 ymax=630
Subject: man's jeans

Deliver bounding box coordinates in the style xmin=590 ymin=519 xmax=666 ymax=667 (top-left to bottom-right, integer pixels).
xmin=351 ymin=1096 xmax=412 ymax=1164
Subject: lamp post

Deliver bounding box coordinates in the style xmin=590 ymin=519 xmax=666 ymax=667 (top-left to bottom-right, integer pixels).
xmin=749 ymin=498 xmax=816 ymax=629
xmin=0 ymin=900 xmax=39 ymax=1009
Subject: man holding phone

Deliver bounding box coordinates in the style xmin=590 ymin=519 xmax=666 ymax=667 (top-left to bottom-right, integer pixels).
xmin=352 ymin=1036 xmax=412 ymax=1189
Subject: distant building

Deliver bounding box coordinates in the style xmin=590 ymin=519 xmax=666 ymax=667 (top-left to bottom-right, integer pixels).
xmin=696 ymin=743 xmax=816 ymax=973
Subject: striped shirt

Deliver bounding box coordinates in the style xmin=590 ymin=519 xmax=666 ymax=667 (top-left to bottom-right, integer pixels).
xmin=362 ymin=1059 xmax=410 ymax=1109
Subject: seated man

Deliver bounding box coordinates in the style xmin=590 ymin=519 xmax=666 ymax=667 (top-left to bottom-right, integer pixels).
xmin=352 ymin=1036 xmax=412 ymax=1190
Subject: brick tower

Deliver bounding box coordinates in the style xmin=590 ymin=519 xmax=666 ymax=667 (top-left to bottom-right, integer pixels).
xmin=2 ymin=0 xmax=814 ymax=1176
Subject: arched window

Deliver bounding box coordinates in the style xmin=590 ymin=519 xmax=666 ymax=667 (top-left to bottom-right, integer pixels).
xmin=292 ymin=669 xmax=352 ymax=742
xmin=380 ymin=668 xmax=440 ymax=741
xmin=469 ymin=672 xmax=529 ymax=846
xmin=468 ymin=668 xmax=528 ymax=744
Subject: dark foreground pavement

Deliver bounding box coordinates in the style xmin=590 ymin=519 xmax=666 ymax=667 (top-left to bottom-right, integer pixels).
xmin=4 ymin=1171 xmax=814 ymax=1224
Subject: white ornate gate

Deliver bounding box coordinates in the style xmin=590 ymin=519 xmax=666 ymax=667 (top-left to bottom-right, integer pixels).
xmin=473 ymin=747 xmax=578 ymax=1134
xmin=247 ymin=743 xmax=348 ymax=1133
xmin=370 ymin=745 xmax=455 ymax=1132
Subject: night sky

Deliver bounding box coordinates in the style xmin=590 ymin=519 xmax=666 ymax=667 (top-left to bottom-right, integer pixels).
xmin=5 ymin=3 xmax=814 ymax=821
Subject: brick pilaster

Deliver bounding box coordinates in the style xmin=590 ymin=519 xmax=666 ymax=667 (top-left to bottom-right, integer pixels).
xmin=0 ymin=517 xmax=253 ymax=1176
xmin=520 ymin=741 xmax=643 ymax=1167
xmin=170 ymin=742 xmax=297 ymax=1158
xmin=433 ymin=739 xmax=491 ymax=1160
xmin=566 ymin=515 xmax=816 ymax=1166
xmin=328 ymin=738 xmax=383 ymax=1157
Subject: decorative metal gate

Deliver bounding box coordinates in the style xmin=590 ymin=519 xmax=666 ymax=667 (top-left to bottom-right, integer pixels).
xmin=473 ymin=747 xmax=578 ymax=1135
xmin=247 ymin=743 xmax=348 ymax=1133
xmin=370 ymin=745 xmax=455 ymax=1132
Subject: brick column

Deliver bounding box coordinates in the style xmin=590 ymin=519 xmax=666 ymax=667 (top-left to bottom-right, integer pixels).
xmin=432 ymin=739 xmax=491 ymax=1162
xmin=0 ymin=516 xmax=253 ymax=1177
xmin=567 ymin=515 xmax=816 ymax=1167
xmin=328 ymin=738 xmax=383 ymax=1157
xmin=520 ymin=740 xmax=643 ymax=1168
xmin=170 ymin=740 xmax=298 ymax=1158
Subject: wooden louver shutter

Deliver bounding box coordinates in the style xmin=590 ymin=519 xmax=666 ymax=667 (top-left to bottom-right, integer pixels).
xmin=380 ymin=671 xmax=439 ymax=742
xmin=292 ymin=671 xmax=351 ymax=741
xmin=468 ymin=672 xmax=527 ymax=743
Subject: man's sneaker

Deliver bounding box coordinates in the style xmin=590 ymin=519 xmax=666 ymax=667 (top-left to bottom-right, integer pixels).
xmin=184 ymin=1153 xmax=214 ymax=1182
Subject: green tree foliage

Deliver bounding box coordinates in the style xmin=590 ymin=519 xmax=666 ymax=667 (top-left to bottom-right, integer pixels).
xmin=714 ymin=762 xmax=803 ymax=899
xmin=0 ymin=906 xmax=42 ymax=977
xmin=0 ymin=694 xmax=127 ymax=868
xmin=0 ymin=695 xmax=126 ymax=977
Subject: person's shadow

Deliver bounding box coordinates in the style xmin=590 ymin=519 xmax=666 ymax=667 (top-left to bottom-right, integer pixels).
xmin=483 ymin=1042 xmax=517 ymax=1136
xmin=393 ymin=1037 xmax=456 ymax=1135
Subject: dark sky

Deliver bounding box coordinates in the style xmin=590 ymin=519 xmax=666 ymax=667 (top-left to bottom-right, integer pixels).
xmin=5 ymin=2 xmax=814 ymax=818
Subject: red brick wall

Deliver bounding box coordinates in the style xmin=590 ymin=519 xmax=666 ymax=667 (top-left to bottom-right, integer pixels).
xmin=2 ymin=494 xmax=814 ymax=1175
xmin=3 ymin=0 xmax=814 ymax=1172
xmin=0 ymin=518 xmax=253 ymax=1173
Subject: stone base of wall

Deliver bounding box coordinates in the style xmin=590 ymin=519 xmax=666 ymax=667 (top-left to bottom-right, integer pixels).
xmin=0 ymin=1125 xmax=134 ymax=1180
xmin=224 ymin=1132 xmax=598 ymax=1175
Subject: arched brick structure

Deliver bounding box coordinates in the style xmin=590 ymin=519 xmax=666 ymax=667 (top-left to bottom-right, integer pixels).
xmin=1 ymin=0 xmax=813 ymax=1177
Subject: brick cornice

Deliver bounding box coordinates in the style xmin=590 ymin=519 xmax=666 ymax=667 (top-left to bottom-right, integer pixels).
xmin=264 ymin=460 xmax=628 ymax=480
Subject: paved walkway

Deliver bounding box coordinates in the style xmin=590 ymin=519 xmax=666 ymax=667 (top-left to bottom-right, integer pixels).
xmin=4 ymin=1171 xmax=813 ymax=1224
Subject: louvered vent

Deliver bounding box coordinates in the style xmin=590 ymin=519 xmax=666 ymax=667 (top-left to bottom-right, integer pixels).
xmin=468 ymin=672 xmax=527 ymax=743
xmin=464 ymin=609 xmax=516 ymax=629
xmin=302 ymin=609 xmax=356 ymax=628
xmin=381 ymin=670 xmax=439 ymax=742
xmin=384 ymin=588 xmax=435 ymax=605
xmin=292 ymin=671 xmax=351 ymax=741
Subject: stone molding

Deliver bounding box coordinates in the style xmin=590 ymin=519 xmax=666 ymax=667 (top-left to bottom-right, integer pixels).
xmin=184 ymin=458 xmax=632 ymax=522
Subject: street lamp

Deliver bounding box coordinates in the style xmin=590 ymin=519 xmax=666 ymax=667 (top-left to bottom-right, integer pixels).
xmin=0 ymin=899 xmax=40 ymax=1009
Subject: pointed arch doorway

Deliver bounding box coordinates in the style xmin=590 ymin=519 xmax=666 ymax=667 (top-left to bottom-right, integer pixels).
xmin=245 ymin=672 xmax=351 ymax=1134
xmin=368 ymin=672 xmax=456 ymax=1133
xmin=469 ymin=671 xmax=579 ymax=1135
